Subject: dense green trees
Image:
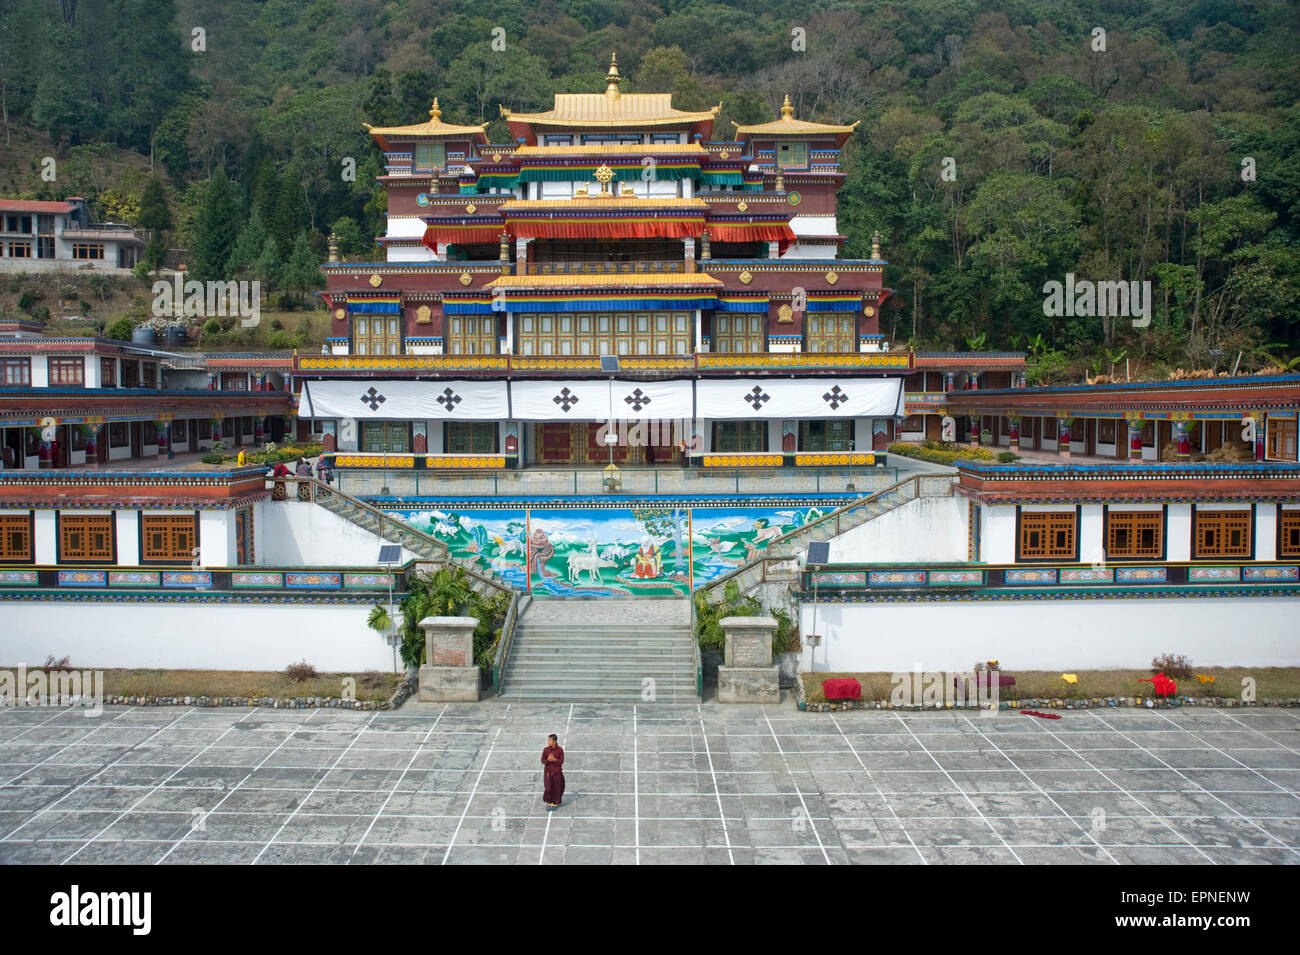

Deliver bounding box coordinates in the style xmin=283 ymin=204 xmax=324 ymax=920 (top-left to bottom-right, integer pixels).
xmin=2 ymin=0 xmax=1296 ymax=365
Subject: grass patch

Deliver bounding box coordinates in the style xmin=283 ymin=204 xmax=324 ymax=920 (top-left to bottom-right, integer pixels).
xmin=888 ymin=441 xmax=1016 ymax=466
xmin=4 ymin=667 xmax=402 ymax=702
xmin=801 ymin=667 xmax=1300 ymax=703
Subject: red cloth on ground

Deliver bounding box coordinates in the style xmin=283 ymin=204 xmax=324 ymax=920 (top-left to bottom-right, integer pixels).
xmin=541 ymin=744 xmax=565 ymax=805
xmin=822 ymin=678 xmax=862 ymax=700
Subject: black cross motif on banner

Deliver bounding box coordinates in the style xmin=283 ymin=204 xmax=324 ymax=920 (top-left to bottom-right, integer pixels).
xmin=360 ymin=387 xmax=387 ymax=411
xmin=436 ymin=387 xmax=462 ymax=411
xmin=743 ymin=385 xmax=771 ymax=410
xmin=822 ymin=385 xmax=849 ymax=410
xmin=552 ymin=387 xmax=580 ymax=413
xmin=624 ymin=388 xmax=651 ymax=413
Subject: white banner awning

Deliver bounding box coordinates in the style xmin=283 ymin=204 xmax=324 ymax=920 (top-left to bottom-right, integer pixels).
xmin=300 ymin=380 xmax=509 ymax=420
xmin=510 ymin=379 xmax=693 ymax=421
xmin=695 ymin=377 xmax=904 ymax=419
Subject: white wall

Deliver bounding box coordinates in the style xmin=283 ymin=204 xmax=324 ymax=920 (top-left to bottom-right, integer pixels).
xmin=115 ymin=511 xmax=139 ymax=565
xmin=1 ymin=601 xmax=393 ymax=671
xmin=253 ymin=499 xmax=419 ymax=566
xmin=800 ymin=597 xmax=1300 ymax=672
xmin=33 ymin=510 xmax=55 ymax=563
xmin=1167 ymin=503 xmax=1192 ymax=561
xmin=199 ymin=510 xmax=235 ymax=566
xmin=830 ymin=495 xmax=969 ymax=563
xmin=980 ymin=504 xmax=1016 ymax=563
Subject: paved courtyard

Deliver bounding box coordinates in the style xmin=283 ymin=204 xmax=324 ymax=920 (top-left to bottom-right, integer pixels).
xmin=0 ymin=701 xmax=1297 ymax=864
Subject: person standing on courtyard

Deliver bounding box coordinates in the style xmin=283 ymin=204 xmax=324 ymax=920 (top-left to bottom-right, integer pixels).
xmin=295 ymin=456 xmax=312 ymax=500
xmin=541 ymin=733 xmax=565 ymax=811
xmin=270 ymin=460 xmax=290 ymax=501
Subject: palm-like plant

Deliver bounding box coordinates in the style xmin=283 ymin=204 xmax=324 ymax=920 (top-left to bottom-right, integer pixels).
xmin=398 ymin=566 xmax=474 ymax=667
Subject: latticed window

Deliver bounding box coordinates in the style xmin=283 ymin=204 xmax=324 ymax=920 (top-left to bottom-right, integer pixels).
xmin=712 ymin=314 xmax=763 ymax=353
xmin=800 ymin=420 xmax=853 ymax=452
xmin=362 ymin=421 xmax=408 ymax=453
xmin=804 ymin=313 xmax=855 ymax=353
xmin=2 ymin=358 xmax=29 ymax=385
xmin=413 ymin=142 xmax=445 ymax=170
xmin=140 ymin=514 xmax=197 ymax=563
xmin=714 ymin=421 xmax=766 ymax=453
xmin=48 ymin=358 xmax=84 ymax=386
xmin=1018 ymin=511 xmax=1076 ymax=560
xmin=353 ymin=315 xmax=401 ymax=355
xmin=0 ymin=513 xmax=33 ymax=562
xmin=1192 ymin=509 xmax=1252 ymax=559
xmin=1267 ymin=418 xmax=1297 ymax=461
xmin=446 ymin=423 xmax=496 ymax=454
xmin=59 ymin=514 xmax=114 ymax=562
xmin=1106 ymin=510 xmax=1164 ymax=559
xmin=1279 ymin=510 xmax=1300 ymax=558
xmin=446 ymin=316 xmax=497 ymax=355
xmin=516 ymin=311 xmax=690 ymax=356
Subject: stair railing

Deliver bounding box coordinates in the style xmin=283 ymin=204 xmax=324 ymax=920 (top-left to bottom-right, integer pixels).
xmin=491 ymin=592 xmax=527 ymax=694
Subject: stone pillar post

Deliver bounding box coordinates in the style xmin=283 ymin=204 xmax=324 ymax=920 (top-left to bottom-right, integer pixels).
xmin=717 ymin=616 xmax=780 ymax=703
xmin=417 ymin=615 xmax=480 ymax=702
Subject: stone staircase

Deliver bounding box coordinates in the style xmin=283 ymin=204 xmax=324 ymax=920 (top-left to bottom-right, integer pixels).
xmin=498 ymin=598 xmax=697 ymax=702
xmin=311 ymin=481 xmax=515 ymax=593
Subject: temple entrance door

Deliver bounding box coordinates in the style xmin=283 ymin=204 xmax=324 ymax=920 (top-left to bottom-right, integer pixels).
xmin=130 ymin=422 xmax=142 ymax=459
xmin=57 ymin=425 xmax=72 ymax=467
xmin=586 ymin=422 xmax=628 ymax=465
xmin=538 ymin=423 xmax=575 ymax=464
xmin=1084 ymin=419 xmax=1096 ymax=457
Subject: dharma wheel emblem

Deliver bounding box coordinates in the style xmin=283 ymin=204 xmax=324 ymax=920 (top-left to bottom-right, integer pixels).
xmin=333 ymin=308 xmax=346 ymax=321
xmin=777 ymin=304 xmax=793 ymax=323
xmin=465 ymin=203 xmax=476 ymax=214
xmin=416 ymin=305 xmax=432 ymax=324
xmin=736 ymin=201 xmax=748 ymax=212
xmin=459 ymin=271 xmax=473 ymax=286
xmin=738 ymin=270 xmax=753 ymax=285
xmin=718 ymin=151 xmax=730 ymax=159
xmin=825 ymin=271 xmax=838 ymax=285
xmin=863 ymin=305 xmax=875 ymax=317
xmin=594 ymin=163 xmax=614 ymax=194
xmin=369 ymin=273 xmax=383 ymax=287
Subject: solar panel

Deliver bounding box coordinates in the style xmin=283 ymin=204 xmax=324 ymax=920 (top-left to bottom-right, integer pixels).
xmin=599 ymin=355 xmax=620 ymax=373
xmin=377 ymin=545 xmax=402 ymax=564
xmin=806 ymin=541 xmax=830 ymax=566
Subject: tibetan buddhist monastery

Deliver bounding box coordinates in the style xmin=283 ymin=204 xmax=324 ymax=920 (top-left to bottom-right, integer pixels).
xmin=308 ymin=58 xmax=908 ymax=473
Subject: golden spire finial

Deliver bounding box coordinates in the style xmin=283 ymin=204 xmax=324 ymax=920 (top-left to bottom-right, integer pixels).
xmin=780 ymin=94 xmax=794 ymax=119
xmin=429 ymin=98 xmax=442 ymax=122
xmin=606 ymin=52 xmax=621 ymax=98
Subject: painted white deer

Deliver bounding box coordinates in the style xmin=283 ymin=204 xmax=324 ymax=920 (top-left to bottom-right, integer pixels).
xmin=568 ymin=539 xmax=616 ymax=586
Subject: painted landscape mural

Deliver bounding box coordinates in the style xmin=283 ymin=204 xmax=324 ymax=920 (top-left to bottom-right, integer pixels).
xmin=388 ymin=501 xmax=839 ymax=597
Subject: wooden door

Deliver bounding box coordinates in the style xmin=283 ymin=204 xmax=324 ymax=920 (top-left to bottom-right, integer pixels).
xmin=586 ymin=422 xmax=628 ymax=464
xmin=538 ymin=423 xmax=574 ymax=464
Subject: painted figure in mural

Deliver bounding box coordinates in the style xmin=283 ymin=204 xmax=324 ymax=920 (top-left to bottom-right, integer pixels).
xmin=633 ymin=539 xmax=662 ymax=579
xmin=528 ymin=527 xmax=556 ymax=577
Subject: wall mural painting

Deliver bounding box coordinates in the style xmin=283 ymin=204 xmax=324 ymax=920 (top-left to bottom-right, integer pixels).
xmin=390 ymin=502 xmax=834 ymax=597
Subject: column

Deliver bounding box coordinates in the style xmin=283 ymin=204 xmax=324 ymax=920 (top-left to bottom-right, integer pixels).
xmin=968 ymin=416 xmax=980 ymax=448
xmin=693 ymin=309 xmax=705 ymax=353
xmin=254 ymin=416 xmax=264 ymax=443
xmin=683 ymin=236 xmax=695 ymax=274
xmin=1058 ymin=417 xmax=1071 ymax=458
xmin=158 ymin=420 xmax=171 ymax=459
xmin=207 ymin=372 xmax=217 ymax=391
xmin=1251 ymin=412 xmax=1265 ymax=461
xmin=514 ymin=237 xmax=529 ymax=277
xmin=84 ymin=423 xmax=99 ymax=461
xmin=1173 ymin=418 xmax=1191 ymax=462
xmin=416 ymin=616 xmax=480 ymax=702
xmin=944 ymin=371 xmax=955 ymax=393
xmin=717 ymin=616 xmax=780 ymax=703
xmin=211 ymin=416 xmax=223 ymax=444
xmin=503 ymin=311 xmax=514 ymax=354
xmin=767 ymin=241 xmax=779 ymax=259
xmin=1008 ymin=415 xmax=1020 ymax=449
xmin=966 ymin=371 xmax=979 ymax=391
xmin=1127 ymin=417 xmax=1143 ymax=462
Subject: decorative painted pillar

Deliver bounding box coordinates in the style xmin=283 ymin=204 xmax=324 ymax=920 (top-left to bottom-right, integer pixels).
xmin=700 ymin=229 xmax=711 ymax=261
xmin=38 ymin=438 xmax=52 ymax=469
xmin=944 ymin=371 xmax=955 ymax=393
xmin=1018 ymin=372 xmax=1027 ymax=388
xmin=1127 ymin=417 xmax=1143 ymax=461
xmin=499 ymin=232 xmax=510 ymax=275
xmin=968 ymin=416 xmax=981 ymax=447
xmin=206 ymin=372 xmax=217 ymax=391
xmin=84 ymin=423 xmax=98 ymax=458
xmin=514 ymin=237 xmax=529 ymax=277
xmin=1008 ymin=415 xmax=1020 ymax=446
xmin=1251 ymin=412 xmax=1265 ymax=461
xmin=1173 ymin=416 xmax=1191 ymax=462
xmin=158 ymin=419 xmax=171 ymax=458
xmin=966 ymin=371 xmax=978 ymax=391
xmin=1057 ymin=416 xmax=1072 ymax=458
xmin=211 ymin=415 xmax=223 ymax=443
xmin=254 ymin=417 xmax=264 ymax=443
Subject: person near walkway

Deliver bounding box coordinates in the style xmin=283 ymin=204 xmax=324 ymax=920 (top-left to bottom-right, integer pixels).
xmin=270 ymin=460 xmax=290 ymax=501
xmin=542 ymin=734 xmax=565 ymax=810
xmin=315 ymin=458 xmax=332 ymax=485
xmin=236 ymin=448 xmax=247 ymax=466
xmin=295 ymin=457 xmax=312 ymax=500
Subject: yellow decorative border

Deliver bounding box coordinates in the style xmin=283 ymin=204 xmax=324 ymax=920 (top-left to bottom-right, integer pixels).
xmin=425 ymin=455 xmax=506 ymax=469
xmin=697 ymin=353 xmax=910 ymax=369
xmin=701 ymin=453 xmax=784 ymax=468
xmin=332 ymin=454 xmax=414 ymax=468
xmin=794 ymin=452 xmax=874 ymax=467
xmin=297 ymin=356 xmax=509 ymax=370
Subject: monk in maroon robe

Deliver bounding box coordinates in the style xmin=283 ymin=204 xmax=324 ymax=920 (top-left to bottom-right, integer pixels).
xmin=542 ymin=734 xmax=565 ymax=810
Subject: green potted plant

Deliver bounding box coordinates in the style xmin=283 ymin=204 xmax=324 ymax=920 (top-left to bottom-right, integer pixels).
xmin=770 ymin=605 xmax=801 ymax=688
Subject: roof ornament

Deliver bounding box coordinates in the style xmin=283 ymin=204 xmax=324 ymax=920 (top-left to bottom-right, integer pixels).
xmin=781 ymin=94 xmax=794 ymax=120
xmin=605 ymin=52 xmax=621 ymax=99
xmin=595 ymin=164 xmax=614 ymax=195
xmin=429 ymin=98 xmax=442 ymax=122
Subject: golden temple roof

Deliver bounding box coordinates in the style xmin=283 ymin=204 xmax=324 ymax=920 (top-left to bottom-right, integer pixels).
xmin=497 ymin=197 xmax=710 ymax=211
xmin=485 ymin=272 xmax=723 ymax=288
xmin=365 ymin=98 xmax=490 ymax=147
xmin=732 ymin=94 xmax=860 ymax=143
xmin=500 ymin=53 xmax=720 ymax=129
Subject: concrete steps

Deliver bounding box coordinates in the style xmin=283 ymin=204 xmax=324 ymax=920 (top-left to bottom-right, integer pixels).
xmin=498 ymin=598 xmax=697 ymax=702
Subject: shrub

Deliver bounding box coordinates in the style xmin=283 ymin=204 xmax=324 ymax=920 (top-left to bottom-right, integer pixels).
xmin=200 ymin=452 xmax=224 ymax=464
xmin=105 ymin=317 xmax=134 ymax=341
xmin=1151 ymin=653 xmax=1193 ymax=681
xmin=17 ymin=291 xmax=37 ymax=310
xmin=266 ymin=330 xmax=293 ymax=349
xmin=996 ymin=451 xmax=1020 ymax=463
xmin=285 ymin=660 xmax=318 ymax=682
xmin=202 ymin=318 xmax=222 ymax=337
xmin=887 ymin=441 xmax=1001 ymax=466
xmin=28 ymin=304 xmax=49 ymax=322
